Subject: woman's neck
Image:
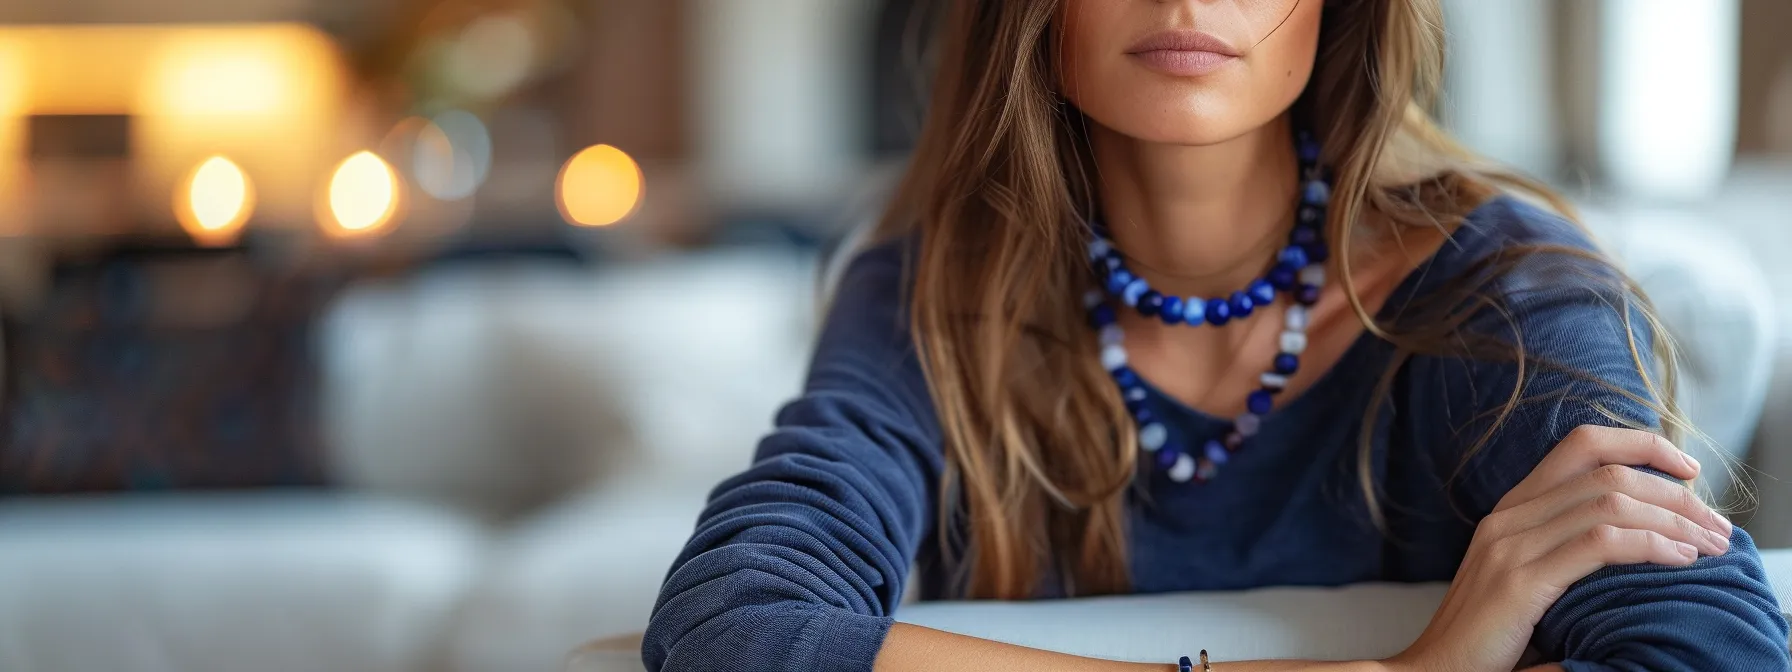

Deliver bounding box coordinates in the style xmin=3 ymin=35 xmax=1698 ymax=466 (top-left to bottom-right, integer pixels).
xmin=1093 ymin=114 xmax=1300 ymax=299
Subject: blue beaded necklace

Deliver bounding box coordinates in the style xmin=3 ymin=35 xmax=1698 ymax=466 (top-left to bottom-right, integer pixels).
xmin=1086 ymin=131 xmax=1332 ymax=484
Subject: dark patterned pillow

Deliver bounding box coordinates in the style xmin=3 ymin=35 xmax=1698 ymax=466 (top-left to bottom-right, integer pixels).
xmin=0 ymin=246 xmax=342 ymax=494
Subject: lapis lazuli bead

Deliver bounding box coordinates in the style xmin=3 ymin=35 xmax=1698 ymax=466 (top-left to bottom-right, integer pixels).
xmin=1125 ymin=396 xmax=1150 ymax=414
xmin=1114 ymin=368 xmax=1140 ymax=388
xmin=1279 ymin=245 xmax=1309 ymax=269
xmin=1107 ymin=269 xmax=1135 ymax=295
xmin=1205 ymin=439 xmax=1229 ymax=465
xmin=1089 ymin=304 xmax=1116 ymax=328
xmin=1133 ymin=407 xmax=1155 ymax=425
xmin=1298 ymin=206 xmax=1322 ymax=226
xmin=1247 ymin=389 xmax=1273 ymax=415
xmin=1292 ymin=226 xmax=1320 ymax=246
xmin=1160 ymin=296 xmax=1184 ymax=326
xmin=1182 ymin=298 xmax=1206 ymax=326
xmin=1139 ymin=290 xmax=1164 ymax=317
xmin=1303 ymin=180 xmax=1330 ymax=205
xmin=1298 ymin=138 xmax=1321 ymax=162
xmin=1229 ymin=291 xmax=1254 ymax=318
xmin=1267 ymin=264 xmax=1297 ymax=291
xmin=1122 ymin=279 xmax=1149 ymax=307
xmin=1304 ymin=241 xmax=1330 ymax=263
xmin=1206 ymin=297 xmax=1232 ymax=326
xmin=1156 ymin=446 xmax=1183 ymax=470
xmin=1104 ymin=254 xmax=1123 ymax=270
xmin=1274 ymin=353 xmax=1300 ymax=375
xmin=1248 ymin=279 xmax=1275 ymax=305
xmin=1297 ymin=283 xmax=1321 ymax=306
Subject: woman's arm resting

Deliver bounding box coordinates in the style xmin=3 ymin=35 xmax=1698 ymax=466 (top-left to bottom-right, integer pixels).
xmin=877 ymin=624 xmax=1390 ymax=672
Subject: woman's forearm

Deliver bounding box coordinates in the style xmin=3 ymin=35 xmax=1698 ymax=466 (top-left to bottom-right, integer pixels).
xmin=877 ymin=623 xmax=1389 ymax=672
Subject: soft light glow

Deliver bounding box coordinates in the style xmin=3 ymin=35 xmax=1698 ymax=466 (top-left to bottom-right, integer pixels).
xmin=144 ymin=34 xmax=303 ymax=117
xmin=324 ymin=151 xmax=401 ymax=236
xmin=446 ymin=13 xmax=536 ymax=99
xmin=413 ymin=110 xmax=491 ymax=201
xmin=177 ymin=156 xmax=253 ymax=244
xmin=557 ymin=145 xmax=643 ymax=227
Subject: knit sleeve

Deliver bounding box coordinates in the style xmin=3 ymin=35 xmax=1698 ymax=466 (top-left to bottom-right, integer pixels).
xmin=1419 ymin=200 xmax=1789 ymax=671
xmin=642 ymin=242 xmax=943 ymax=672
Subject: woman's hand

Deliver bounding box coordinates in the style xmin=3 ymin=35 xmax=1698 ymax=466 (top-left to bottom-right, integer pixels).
xmin=1384 ymin=425 xmax=1731 ymax=672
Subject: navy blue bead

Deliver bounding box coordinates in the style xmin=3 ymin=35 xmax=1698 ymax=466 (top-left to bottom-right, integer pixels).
xmin=1291 ymin=225 xmax=1320 ymax=246
xmin=1133 ymin=407 xmax=1156 ymax=425
xmin=1180 ymin=655 xmax=1195 ymax=672
xmin=1104 ymin=253 xmax=1123 ymax=270
xmin=1267 ymin=264 xmax=1298 ymax=291
xmin=1297 ymin=283 xmax=1321 ymax=306
xmin=1228 ymin=291 xmax=1255 ymax=318
xmin=1206 ymin=297 xmax=1232 ymax=326
xmin=1139 ymin=291 xmax=1164 ymax=317
xmin=1279 ymin=245 xmax=1309 ymax=269
xmin=1114 ymin=367 xmax=1140 ymax=388
xmin=1125 ymin=397 xmax=1150 ymax=414
xmin=1089 ymin=304 xmax=1116 ymax=327
xmin=1247 ymin=389 xmax=1274 ymax=415
xmin=1248 ymin=279 xmax=1275 ymax=305
xmin=1204 ymin=439 xmax=1229 ymax=465
xmin=1106 ymin=268 xmax=1135 ymax=295
xmin=1304 ymin=241 xmax=1330 ymax=263
xmin=1160 ymin=296 xmax=1184 ymax=325
xmin=1298 ymin=206 xmax=1322 ymax=227
xmin=1156 ymin=447 xmax=1182 ymax=470
xmin=1274 ymin=353 xmax=1300 ymax=375
xmin=1298 ymin=138 xmax=1321 ymax=162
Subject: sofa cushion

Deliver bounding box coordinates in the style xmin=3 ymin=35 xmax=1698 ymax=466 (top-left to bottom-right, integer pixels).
xmin=0 ymin=492 xmax=484 ymax=672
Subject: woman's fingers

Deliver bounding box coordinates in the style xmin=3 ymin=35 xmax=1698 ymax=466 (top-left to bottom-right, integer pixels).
xmin=1521 ymin=524 xmax=1698 ymax=597
xmin=1500 ymin=463 xmax=1731 ymax=540
xmin=1496 ymin=425 xmax=1699 ymax=513
xmin=1508 ymin=490 xmax=1727 ymax=561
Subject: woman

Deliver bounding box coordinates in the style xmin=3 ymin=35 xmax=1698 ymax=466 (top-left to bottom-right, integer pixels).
xmin=645 ymin=1 xmax=1789 ymax=670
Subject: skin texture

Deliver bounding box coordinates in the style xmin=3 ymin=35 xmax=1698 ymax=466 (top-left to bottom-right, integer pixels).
xmin=873 ymin=2 xmax=1730 ymax=670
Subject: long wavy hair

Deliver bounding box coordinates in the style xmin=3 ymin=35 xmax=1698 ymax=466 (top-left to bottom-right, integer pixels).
xmin=873 ymin=0 xmax=1690 ymax=600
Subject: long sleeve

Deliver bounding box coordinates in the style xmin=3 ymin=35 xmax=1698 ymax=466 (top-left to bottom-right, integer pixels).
xmin=1414 ymin=202 xmax=1790 ymax=671
xmin=643 ymin=243 xmax=943 ymax=672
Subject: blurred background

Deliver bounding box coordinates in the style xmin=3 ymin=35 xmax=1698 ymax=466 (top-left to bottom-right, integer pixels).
xmin=0 ymin=1 xmax=1788 ymax=670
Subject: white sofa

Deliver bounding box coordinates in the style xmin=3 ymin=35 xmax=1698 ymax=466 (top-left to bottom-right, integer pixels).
xmin=0 ymin=212 xmax=1782 ymax=672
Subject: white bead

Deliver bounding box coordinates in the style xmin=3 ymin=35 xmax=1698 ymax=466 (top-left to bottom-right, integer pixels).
xmin=1099 ymin=324 xmax=1124 ymax=346
xmin=1284 ymin=305 xmax=1309 ymax=332
xmin=1299 ymin=266 xmax=1326 ymax=286
xmin=1168 ymin=453 xmax=1198 ymax=482
xmin=1139 ymin=423 xmax=1168 ymax=451
xmin=1125 ymin=387 xmax=1147 ymax=403
xmin=1089 ymin=238 xmax=1111 ymax=260
xmin=1260 ymin=373 xmax=1289 ymax=389
xmin=1280 ymin=331 xmax=1308 ymax=355
xmin=1235 ymin=413 xmax=1262 ymax=437
xmin=1083 ymin=289 xmax=1103 ymax=309
xmin=1100 ymin=344 xmax=1127 ymax=371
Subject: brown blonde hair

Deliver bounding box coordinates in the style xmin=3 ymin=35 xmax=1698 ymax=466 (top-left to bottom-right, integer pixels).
xmin=875 ymin=0 xmax=1689 ymax=600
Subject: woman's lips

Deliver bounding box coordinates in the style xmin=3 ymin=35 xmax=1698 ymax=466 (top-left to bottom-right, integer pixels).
xmin=1129 ymin=49 xmax=1239 ymax=76
xmin=1126 ymin=30 xmax=1242 ymax=77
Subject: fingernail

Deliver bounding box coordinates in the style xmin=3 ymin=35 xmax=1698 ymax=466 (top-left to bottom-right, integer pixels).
xmin=1682 ymin=452 xmax=1701 ymax=473
xmin=1715 ymin=512 xmax=1734 ymax=536
xmin=1677 ymin=542 xmax=1699 ymax=562
xmin=1708 ymin=528 xmax=1731 ymax=554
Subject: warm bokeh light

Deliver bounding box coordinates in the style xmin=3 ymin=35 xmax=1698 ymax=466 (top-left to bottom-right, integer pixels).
xmin=139 ymin=29 xmax=329 ymax=118
xmin=176 ymin=156 xmax=254 ymax=245
xmin=0 ymin=25 xmax=347 ymax=225
xmin=557 ymin=145 xmax=644 ymax=227
xmin=323 ymin=151 xmax=401 ymax=236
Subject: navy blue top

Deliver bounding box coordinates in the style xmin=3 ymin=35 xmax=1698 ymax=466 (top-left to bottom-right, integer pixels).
xmin=644 ymin=197 xmax=1789 ymax=671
